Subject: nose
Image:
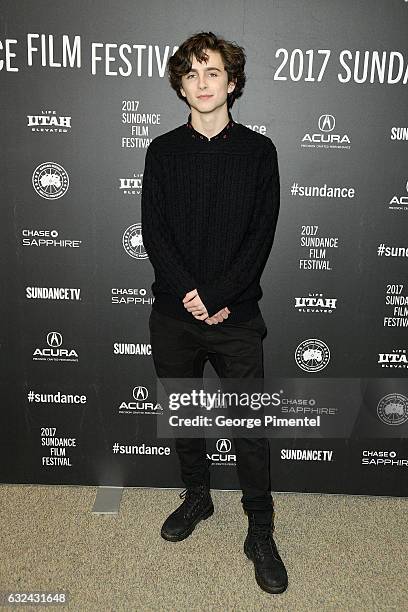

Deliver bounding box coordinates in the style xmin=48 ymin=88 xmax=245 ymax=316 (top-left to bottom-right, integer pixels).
xmin=197 ymin=74 xmax=209 ymax=89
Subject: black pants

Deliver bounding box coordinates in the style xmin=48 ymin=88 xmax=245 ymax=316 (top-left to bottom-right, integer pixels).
xmin=149 ymin=308 xmax=273 ymax=514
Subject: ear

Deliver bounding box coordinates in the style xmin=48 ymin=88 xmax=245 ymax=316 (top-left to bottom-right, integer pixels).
xmin=180 ymin=86 xmax=186 ymax=98
xmin=227 ymin=78 xmax=236 ymax=94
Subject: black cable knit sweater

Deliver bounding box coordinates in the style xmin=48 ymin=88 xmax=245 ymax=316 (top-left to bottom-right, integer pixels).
xmin=141 ymin=111 xmax=280 ymax=324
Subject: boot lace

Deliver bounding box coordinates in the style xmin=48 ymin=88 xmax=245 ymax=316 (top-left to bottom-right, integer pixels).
xmin=179 ymin=487 xmax=205 ymax=519
xmin=250 ymin=523 xmax=277 ymax=562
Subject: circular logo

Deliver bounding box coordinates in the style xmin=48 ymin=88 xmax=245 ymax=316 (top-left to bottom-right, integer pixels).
xmin=32 ymin=162 xmax=69 ymax=200
xmin=377 ymin=393 xmax=408 ymax=426
xmin=132 ymin=386 xmax=148 ymax=401
xmin=216 ymin=439 xmax=232 ymax=453
xmin=47 ymin=331 xmax=63 ymax=347
xmin=318 ymin=114 xmax=335 ymax=132
xmin=295 ymin=339 xmax=330 ymax=372
xmin=123 ymin=223 xmax=147 ymax=259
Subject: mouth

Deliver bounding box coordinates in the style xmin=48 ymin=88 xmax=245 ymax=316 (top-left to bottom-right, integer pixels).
xmin=197 ymin=95 xmax=213 ymax=99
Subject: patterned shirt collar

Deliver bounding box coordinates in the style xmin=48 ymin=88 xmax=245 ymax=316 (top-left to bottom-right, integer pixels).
xmin=185 ymin=111 xmax=235 ymax=141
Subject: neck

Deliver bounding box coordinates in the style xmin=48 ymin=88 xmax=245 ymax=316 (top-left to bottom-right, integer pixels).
xmin=189 ymin=106 xmax=231 ymax=140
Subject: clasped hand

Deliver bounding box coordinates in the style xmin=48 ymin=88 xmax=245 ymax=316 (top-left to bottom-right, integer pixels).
xmin=182 ymin=289 xmax=230 ymax=325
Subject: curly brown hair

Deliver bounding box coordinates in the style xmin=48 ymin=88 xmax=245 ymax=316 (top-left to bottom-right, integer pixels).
xmin=167 ymin=31 xmax=246 ymax=108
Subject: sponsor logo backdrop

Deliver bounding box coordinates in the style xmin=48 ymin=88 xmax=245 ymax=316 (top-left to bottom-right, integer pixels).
xmin=1 ymin=0 xmax=407 ymax=495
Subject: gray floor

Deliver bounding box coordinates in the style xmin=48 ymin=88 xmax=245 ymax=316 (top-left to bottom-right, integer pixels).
xmin=1 ymin=484 xmax=407 ymax=611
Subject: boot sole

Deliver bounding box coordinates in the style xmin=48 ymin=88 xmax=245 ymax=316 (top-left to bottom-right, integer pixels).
xmin=244 ymin=545 xmax=288 ymax=594
xmin=161 ymin=505 xmax=214 ymax=542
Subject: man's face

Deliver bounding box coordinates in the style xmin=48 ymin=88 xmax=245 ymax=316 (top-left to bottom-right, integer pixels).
xmin=179 ymin=49 xmax=236 ymax=114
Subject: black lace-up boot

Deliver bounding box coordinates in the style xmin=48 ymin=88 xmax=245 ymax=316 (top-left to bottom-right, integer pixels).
xmin=161 ymin=485 xmax=214 ymax=542
xmin=244 ymin=511 xmax=288 ymax=594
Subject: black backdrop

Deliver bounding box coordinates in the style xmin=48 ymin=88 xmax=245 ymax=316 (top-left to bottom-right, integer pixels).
xmin=1 ymin=0 xmax=408 ymax=496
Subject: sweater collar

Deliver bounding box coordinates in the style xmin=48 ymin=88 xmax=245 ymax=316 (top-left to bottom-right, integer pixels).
xmin=185 ymin=111 xmax=236 ymax=141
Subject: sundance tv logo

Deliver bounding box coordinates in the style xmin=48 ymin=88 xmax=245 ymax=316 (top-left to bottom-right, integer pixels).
xmin=281 ymin=448 xmax=333 ymax=461
xmin=25 ymin=287 xmax=81 ymax=301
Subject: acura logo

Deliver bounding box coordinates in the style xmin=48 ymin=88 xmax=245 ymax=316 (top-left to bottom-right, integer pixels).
xmin=46 ymin=331 xmax=62 ymax=347
xmin=216 ymin=438 xmax=232 ymax=453
xmin=133 ymin=386 xmax=148 ymax=400
xmin=318 ymin=114 xmax=335 ymax=132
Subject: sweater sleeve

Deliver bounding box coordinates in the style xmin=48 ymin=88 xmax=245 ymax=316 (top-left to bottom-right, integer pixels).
xmin=196 ymin=140 xmax=280 ymax=317
xmin=141 ymin=144 xmax=197 ymax=299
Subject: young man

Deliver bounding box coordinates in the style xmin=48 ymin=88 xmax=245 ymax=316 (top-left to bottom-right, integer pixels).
xmin=141 ymin=31 xmax=287 ymax=595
